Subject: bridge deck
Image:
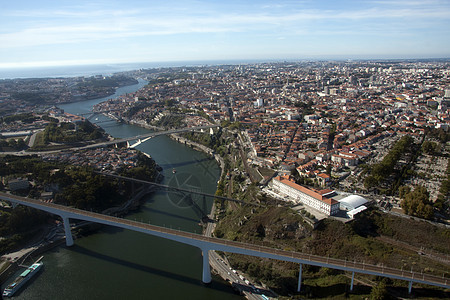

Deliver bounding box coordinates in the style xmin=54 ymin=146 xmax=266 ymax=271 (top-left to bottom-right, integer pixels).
xmin=81 ymin=125 xmax=218 ymax=149
xmin=1 ymin=192 xmax=448 ymax=289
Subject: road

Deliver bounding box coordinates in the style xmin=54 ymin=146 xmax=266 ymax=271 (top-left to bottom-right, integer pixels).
xmin=205 ymin=204 xmax=272 ymax=299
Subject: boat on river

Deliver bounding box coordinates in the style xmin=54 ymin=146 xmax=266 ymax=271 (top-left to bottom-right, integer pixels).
xmin=3 ymin=260 xmax=43 ymax=297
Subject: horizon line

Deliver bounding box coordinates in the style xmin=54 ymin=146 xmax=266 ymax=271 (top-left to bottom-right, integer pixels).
xmin=1 ymin=56 xmax=450 ymax=70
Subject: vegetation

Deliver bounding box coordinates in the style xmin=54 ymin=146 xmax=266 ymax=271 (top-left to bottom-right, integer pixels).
xmin=364 ymin=135 xmax=416 ymax=192
xmin=0 ymin=113 xmax=38 ymax=124
xmin=426 ymin=127 xmax=450 ymax=144
xmin=435 ymin=157 xmax=450 ymax=216
xmin=11 ymin=92 xmax=47 ymax=104
xmin=421 ymin=140 xmax=439 ymax=155
xmin=182 ymin=129 xmax=232 ymax=157
xmin=152 ymin=114 xmax=184 ymax=128
xmin=0 ymin=138 xmax=28 ymax=151
xmin=0 ymin=150 xmax=160 ymax=255
xmin=369 ymin=281 xmax=390 ymax=300
xmin=0 ymin=204 xmax=52 ymax=255
xmin=41 ymin=120 xmax=103 ymax=144
xmin=215 ymin=202 xmax=450 ymax=297
xmin=399 ymin=185 xmax=434 ymax=219
xmin=120 ymin=152 xmax=160 ymax=182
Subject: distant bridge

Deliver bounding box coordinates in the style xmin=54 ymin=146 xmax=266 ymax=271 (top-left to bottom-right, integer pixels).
xmin=78 ymin=110 xmax=122 ymax=121
xmin=1 ymin=192 xmax=448 ymax=294
xmin=79 ymin=125 xmax=218 ymax=150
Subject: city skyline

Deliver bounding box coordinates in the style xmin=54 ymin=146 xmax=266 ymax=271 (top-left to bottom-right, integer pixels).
xmin=1 ymin=0 xmax=450 ymax=69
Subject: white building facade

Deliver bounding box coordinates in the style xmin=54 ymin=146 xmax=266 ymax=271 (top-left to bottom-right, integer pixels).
xmin=272 ymin=175 xmax=340 ymax=216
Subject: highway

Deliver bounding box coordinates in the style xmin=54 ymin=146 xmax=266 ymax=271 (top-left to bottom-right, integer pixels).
xmin=1 ymin=192 xmax=448 ymax=292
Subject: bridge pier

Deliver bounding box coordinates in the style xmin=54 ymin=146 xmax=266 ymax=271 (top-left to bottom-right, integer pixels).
xmin=61 ymin=216 xmax=74 ymax=246
xmin=201 ymin=247 xmax=211 ymax=284
xmin=297 ymin=263 xmax=302 ymax=292
xmin=350 ymin=271 xmax=355 ymax=291
xmin=408 ymin=281 xmax=413 ymax=294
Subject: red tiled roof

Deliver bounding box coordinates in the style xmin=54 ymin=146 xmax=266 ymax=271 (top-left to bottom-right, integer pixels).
xmin=275 ymin=176 xmax=338 ymax=205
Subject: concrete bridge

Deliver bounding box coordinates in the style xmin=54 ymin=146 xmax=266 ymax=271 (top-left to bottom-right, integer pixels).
xmin=1 ymin=192 xmax=448 ymax=294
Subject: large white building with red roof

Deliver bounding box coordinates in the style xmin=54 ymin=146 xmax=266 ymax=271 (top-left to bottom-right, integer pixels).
xmin=272 ymin=175 xmax=340 ymax=216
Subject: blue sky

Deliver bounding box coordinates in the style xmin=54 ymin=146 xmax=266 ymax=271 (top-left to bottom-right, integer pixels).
xmin=1 ymin=0 xmax=449 ymax=68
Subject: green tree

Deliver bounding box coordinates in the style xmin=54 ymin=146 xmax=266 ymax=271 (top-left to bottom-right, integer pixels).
xmin=421 ymin=140 xmax=436 ymax=154
xmin=370 ymin=281 xmax=389 ymax=300
xmin=398 ymin=185 xmax=411 ymax=199
xmin=400 ymin=185 xmax=434 ymax=219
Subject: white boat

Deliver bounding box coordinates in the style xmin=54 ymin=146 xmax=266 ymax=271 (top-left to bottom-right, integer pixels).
xmin=3 ymin=262 xmax=43 ymax=297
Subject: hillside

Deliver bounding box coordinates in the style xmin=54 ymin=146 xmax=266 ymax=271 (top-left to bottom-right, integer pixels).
xmin=214 ymin=204 xmax=450 ymax=298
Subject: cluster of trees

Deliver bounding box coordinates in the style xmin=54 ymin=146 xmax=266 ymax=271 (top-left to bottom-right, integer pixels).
xmin=399 ymin=185 xmax=434 ymax=219
xmin=364 ymin=135 xmax=414 ymax=190
xmin=11 ymin=92 xmax=47 ymax=104
xmin=435 ymin=157 xmax=450 ymax=215
xmin=0 ymin=155 xmax=61 ymax=183
xmin=152 ymin=114 xmax=184 ymax=128
xmin=42 ymin=120 xmax=103 ymax=144
xmin=0 ymin=148 xmax=161 ymax=212
xmin=120 ymin=152 xmax=160 ymax=182
xmin=220 ymin=120 xmax=241 ymax=130
xmin=0 ymin=147 xmax=162 ymax=255
xmin=0 ymin=206 xmax=48 ymax=237
xmin=54 ymin=167 xmax=125 ymax=211
xmin=0 ymin=112 xmax=38 ymax=124
xmin=182 ymin=128 xmax=230 ymax=157
xmin=426 ymin=127 xmax=450 ymax=143
xmin=294 ymin=100 xmax=314 ymax=115
xmin=0 ymin=138 xmax=27 ymax=151
xmin=421 ymin=140 xmax=439 ymax=155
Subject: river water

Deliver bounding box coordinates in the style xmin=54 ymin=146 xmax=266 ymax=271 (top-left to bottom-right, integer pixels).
xmin=7 ymin=80 xmax=241 ymax=299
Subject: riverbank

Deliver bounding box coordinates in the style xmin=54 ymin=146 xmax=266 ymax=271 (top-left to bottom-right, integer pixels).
xmin=169 ymin=133 xmax=225 ymax=179
xmin=19 ymin=79 xmax=240 ymax=299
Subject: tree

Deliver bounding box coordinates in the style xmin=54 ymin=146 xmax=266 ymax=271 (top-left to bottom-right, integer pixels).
xmin=326 ymin=165 xmax=332 ymax=176
xmin=400 ymin=185 xmax=434 ymax=219
xmin=421 ymin=141 xmax=436 ymax=155
xmin=370 ymin=281 xmax=389 ymax=300
xmin=398 ymin=185 xmax=410 ymax=199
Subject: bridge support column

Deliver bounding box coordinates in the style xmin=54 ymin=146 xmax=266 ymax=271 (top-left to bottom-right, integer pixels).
xmin=297 ymin=264 xmax=302 ymax=292
xmin=408 ymin=281 xmax=413 ymax=294
xmin=11 ymin=202 xmax=18 ymax=209
xmin=62 ymin=216 xmax=74 ymax=246
xmin=201 ymin=248 xmax=211 ymax=284
xmin=350 ymin=271 xmax=355 ymax=291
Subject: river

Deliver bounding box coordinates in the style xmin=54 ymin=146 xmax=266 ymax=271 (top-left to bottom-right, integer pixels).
xmin=6 ymin=80 xmax=242 ymax=299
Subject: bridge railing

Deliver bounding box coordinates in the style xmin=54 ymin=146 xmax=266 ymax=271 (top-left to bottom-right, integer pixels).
xmin=1 ymin=192 xmax=448 ymax=288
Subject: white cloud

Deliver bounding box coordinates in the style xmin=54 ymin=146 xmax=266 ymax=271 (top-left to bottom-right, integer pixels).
xmin=2 ymin=2 xmax=449 ymax=50
xmin=0 ymin=1 xmax=449 ymax=65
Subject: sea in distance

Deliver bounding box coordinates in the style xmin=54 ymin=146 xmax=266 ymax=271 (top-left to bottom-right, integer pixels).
xmin=0 ymin=59 xmax=279 ymax=79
